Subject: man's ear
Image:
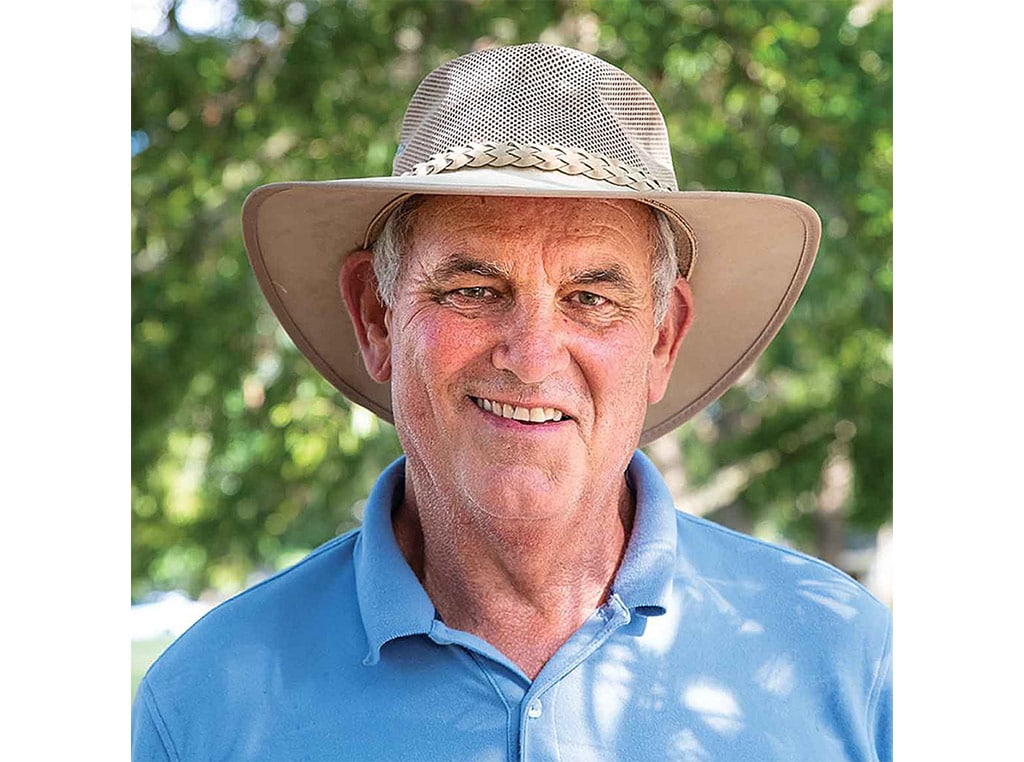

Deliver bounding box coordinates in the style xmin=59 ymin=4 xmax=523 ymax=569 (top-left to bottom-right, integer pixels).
xmin=648 ymin=277 xmax=695 ymax=404
xmin=338 ymin=250 xmax=392 ymax=382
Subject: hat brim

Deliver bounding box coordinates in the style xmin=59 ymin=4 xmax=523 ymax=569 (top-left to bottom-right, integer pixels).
xmin=241 ymin=168 xmax=820 ymax=446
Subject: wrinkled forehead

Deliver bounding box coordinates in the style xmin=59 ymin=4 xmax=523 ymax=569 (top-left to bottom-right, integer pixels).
xmin=407 ymin=195 xmax=660 ymax=257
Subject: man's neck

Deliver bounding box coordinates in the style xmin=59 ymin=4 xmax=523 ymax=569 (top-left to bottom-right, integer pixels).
xmin=391 ymin=465 xmax=635 ymax=680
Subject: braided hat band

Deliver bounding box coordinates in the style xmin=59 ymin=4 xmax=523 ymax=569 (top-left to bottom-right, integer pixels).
xmin=402 ymin=141 xmax=672 ymax=193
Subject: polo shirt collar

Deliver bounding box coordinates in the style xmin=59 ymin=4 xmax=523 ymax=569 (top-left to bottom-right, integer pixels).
xmin=611 ymin=449 xmax=677 ymax=617
xmin=354 ymin=450 xmax=679 ymax=664
xmin=354 ymin=457 xmax=436 ymax=665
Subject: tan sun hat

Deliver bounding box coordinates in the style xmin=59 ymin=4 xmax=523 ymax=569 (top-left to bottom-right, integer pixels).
xmin=241 ymin=43 xmax=821 ymax=445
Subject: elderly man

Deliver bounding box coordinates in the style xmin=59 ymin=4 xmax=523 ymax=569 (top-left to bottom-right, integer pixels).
xmin=133 ymin=44 xmax=892 ymax=761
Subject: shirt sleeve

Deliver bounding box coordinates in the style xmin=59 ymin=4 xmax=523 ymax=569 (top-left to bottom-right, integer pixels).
xmin=132 ymin=681 xmax=175 ymax=762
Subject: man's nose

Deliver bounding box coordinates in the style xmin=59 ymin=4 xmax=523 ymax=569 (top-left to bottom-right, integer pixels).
xmin=491 ymin=298 xmax=571 ymax=384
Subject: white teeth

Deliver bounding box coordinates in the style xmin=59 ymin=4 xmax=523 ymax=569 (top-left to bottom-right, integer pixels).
xmin=474 ymin=397 xmax=568 ymax=423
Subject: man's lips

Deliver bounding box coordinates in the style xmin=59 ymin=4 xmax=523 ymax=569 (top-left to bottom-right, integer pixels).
xmin=469 ymin=396 xmax=574 ymax=424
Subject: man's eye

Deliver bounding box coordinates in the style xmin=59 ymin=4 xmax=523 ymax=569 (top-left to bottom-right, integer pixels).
xmin=440 ymin=286 xmax=503 ymax=305
xmin=570 ymin=291 xmax=609 ymax=307
xmin=453 ymin=287 xmax=493 ymax=299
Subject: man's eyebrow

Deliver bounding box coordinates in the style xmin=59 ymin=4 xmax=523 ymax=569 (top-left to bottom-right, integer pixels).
xmin=428 ymin=255 xmax=513 ymax=281
xmin=567 ymin=264 xmax=635 ymax=289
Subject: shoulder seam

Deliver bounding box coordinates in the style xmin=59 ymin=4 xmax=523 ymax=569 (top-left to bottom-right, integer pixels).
xmin=865 ymin=614 xmax=893 ymax=756
xmin=140 ymin=679 xmax=180 ymax=762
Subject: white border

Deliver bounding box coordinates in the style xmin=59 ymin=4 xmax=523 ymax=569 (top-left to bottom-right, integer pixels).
xmin=2 ymin=4 xmax=124 ymax=756
xmin=897 ymin=2 xmax=1024 ymax=757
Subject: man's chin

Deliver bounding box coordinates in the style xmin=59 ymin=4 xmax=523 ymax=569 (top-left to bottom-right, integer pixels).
xmin=455 ymin=460 xmax=581 ymax=521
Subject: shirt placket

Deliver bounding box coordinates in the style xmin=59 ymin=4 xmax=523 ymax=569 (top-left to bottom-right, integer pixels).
xmin=517 ymin=593 xmax=633 ymax=762
xmin=425 ymin=594 xmax=634 ymax=761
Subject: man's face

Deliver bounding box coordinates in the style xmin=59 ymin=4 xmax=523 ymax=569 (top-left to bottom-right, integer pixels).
xmin=381 ymin=195 xmax=688 ymax=518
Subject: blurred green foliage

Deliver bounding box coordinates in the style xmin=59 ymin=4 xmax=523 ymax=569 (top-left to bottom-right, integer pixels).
xmin=132 ymin=0 xmax=892 ymax=600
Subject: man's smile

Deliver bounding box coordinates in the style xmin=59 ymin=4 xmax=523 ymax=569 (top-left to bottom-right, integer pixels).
xmin=468 ymin=395 xmax=573 ymax=425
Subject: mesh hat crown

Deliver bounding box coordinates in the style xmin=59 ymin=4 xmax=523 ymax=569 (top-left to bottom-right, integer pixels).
xmin=393 ymin=44 xmax=678 ymax=192
xmin=240 ymin=43 xmax=821 ymax=443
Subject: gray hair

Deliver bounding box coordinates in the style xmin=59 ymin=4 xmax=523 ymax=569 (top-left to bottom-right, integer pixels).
xmin=372 ymin=196 xmax=680 ymax=324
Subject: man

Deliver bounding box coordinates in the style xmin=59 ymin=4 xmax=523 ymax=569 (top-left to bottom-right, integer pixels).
xmin=133 ymin=44 xmax=891 ymax=761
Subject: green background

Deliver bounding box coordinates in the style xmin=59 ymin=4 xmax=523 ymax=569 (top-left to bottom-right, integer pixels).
xmin=132 ymin=0 xmax=892 ymax=609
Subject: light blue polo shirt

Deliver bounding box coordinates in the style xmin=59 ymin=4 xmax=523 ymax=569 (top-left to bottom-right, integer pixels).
xmin=132 ymin=452 xmax=892 ymax=761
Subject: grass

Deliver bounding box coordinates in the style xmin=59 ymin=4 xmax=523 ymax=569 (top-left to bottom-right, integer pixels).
xmin=132 ymin=637 xmax=175 ymax=703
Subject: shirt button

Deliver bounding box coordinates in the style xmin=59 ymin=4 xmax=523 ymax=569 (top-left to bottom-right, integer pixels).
xmin=526 ymin=699 xmax=543 ymax=719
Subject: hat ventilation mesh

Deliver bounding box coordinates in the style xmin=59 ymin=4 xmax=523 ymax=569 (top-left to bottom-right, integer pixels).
xmin=392 ymin=44 xmax=678 ymax=192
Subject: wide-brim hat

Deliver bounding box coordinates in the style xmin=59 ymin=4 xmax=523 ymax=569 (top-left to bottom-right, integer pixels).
xmin=241 ymin=43 xmax=820 ymax=445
